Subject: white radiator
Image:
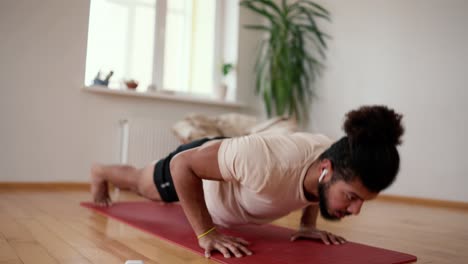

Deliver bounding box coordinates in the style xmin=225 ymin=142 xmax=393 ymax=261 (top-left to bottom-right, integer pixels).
xmin=119 ymin=118 xmax=180 ymax=168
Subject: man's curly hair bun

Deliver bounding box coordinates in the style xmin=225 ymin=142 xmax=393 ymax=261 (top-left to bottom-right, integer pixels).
xmin=343 ymin=105 xmax=404 ymax=146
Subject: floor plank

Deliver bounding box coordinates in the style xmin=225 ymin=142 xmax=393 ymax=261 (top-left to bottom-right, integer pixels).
xmin=0 ymin=235 xmax=20 ymax=263
xmin=9 ymin=241 xmax=58 ymax=264
xmin=0 ymin=215 xmax=34 ymax=243
xmin=19 ymin=219 xmax=91 ymax=263
xmin=0 ymin=260 xmax=23 ymax=264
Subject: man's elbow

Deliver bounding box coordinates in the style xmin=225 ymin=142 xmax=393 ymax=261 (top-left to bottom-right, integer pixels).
xmin=170 ymin=151 xmax=191 ymax=182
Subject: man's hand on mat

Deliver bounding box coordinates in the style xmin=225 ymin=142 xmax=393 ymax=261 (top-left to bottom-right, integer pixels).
xmin=290 ymin=227 xmax=347 ymax=245
xmin=199 ymin=230 xmax=253 ymax=258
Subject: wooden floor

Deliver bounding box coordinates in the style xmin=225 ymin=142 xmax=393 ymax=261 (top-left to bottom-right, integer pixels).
xmin=0 ymin=188 xmax=467 ymax=264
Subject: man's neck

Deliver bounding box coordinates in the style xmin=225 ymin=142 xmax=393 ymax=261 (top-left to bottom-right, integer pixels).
xmin=303 ymin=161 xmax=320 ymax=202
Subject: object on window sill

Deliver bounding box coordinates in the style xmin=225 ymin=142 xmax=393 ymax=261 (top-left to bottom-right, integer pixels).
xmin=93 ymin=70 xmax=113 ymax=86
xmin=217 ymin=62 xmax=235 ymax=101
xmin=124 ymin=79 xmax=138 ymax=90
xmin=215 ymin=83 xmax=228 ymax=101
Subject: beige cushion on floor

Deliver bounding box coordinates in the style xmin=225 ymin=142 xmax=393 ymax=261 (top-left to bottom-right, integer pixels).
xmin=215 ymin=113 xmax=257 ymax=137
xmin=172 ymin=114 xmax=222 ymax=144
xmin=172 ymin=113 xmax=298 ymax=143
xmin=249 ymin=116 xmax=298 ymax=135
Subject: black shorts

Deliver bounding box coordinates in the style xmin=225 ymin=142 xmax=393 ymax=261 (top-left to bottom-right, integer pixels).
xmin=153 ymin=137 xmax=226 ymax=202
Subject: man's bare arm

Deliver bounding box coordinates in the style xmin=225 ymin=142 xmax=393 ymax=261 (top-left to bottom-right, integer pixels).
xmin=290 ymin=204 xmax=346 ymax=245
xmin=170 ymin=141 xmax=223 ymax=235
xmin=300 ymin=204 xmax=319 ymax=229
xmin=170 ymin=140 xmax=252 ymax=258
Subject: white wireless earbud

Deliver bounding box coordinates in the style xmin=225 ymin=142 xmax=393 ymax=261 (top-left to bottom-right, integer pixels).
xmin=318 ymin=169 xmax=328 ymax=183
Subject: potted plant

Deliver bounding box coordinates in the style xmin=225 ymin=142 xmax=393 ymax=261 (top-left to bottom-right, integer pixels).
xmin=217 ymin=63 xmax=235 ymax=100
xmin=240 ymin=0 xmax=331 ymax=123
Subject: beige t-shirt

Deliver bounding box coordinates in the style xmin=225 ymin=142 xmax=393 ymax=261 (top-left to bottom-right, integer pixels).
xmin=202 ymin=132 xmax=333 ymax=227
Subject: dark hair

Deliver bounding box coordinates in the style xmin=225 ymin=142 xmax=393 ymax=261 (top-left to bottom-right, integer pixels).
xmin=319 ymin=105 xmax=404 ymax=193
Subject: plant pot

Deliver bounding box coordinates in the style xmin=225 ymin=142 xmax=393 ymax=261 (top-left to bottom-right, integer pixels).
xmin=216 ymin=83 xmax=228 ymax=100
xmin=125 ymin=80 xmax=138 ymax=90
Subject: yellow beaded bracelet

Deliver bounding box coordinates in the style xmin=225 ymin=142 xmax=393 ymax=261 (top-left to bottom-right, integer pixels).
xmin=197 ymin=227 xmax=216 ymax=239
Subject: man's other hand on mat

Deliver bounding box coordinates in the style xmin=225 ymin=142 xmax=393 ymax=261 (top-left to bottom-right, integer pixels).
xmin=199 ymin=230 xmax=252 ymax=258
xmin=290 ymin=227 xmax=347 ymax=245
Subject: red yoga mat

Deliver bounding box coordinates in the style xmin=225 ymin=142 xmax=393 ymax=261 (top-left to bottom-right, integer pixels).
xmin=81 ymin=201 xmax=417 ymax=264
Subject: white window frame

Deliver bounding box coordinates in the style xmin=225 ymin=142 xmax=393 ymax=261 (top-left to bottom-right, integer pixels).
xmin=152 ymin=0 xmax=166 ymax=92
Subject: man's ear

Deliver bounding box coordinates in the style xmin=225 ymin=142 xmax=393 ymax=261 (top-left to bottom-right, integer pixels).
xmin=318 ymin=159 xmax=332 ymax=183
xmin=320 ymin=159 xmax=332 ymax=173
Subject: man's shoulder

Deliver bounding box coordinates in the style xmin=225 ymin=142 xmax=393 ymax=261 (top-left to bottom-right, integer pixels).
xmin=291 ymin=132 xmax=333 ymax=143
xmin=227 ymin=133 xmax=333 ymax=146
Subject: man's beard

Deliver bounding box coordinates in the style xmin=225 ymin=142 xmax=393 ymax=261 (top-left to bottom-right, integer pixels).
xmin=318 ymin=180 xmax=341 ymax=221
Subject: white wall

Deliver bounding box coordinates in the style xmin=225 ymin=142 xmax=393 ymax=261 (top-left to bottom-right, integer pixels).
xmin=0 ymin=0 xmax=260 ymax=182
xmin=308 ymin=0 xmax=468 ymax=202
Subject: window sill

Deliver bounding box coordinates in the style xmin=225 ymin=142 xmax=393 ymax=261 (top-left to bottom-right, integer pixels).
xmin=82 ymin=85 xmax=244 ymax=108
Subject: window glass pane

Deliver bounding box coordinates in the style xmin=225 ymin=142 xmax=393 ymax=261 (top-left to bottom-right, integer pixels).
xmin=86 ymin=0 xmax=155 ymax=91
xmin=163 ymin=0 xmax=191 ymax=92
xmin=163 ymin=0 xmax=215 ymax=95
xmin=131 ymin=5 xmax=156 ymax=91
xmin=190 ymin=0 xmax=216 ymax=95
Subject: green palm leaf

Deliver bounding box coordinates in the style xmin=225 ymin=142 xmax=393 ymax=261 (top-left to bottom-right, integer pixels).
xmin=244 ymin=24 xmax=271 ymax=31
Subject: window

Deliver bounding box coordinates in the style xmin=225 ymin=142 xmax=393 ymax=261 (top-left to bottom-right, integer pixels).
xmin=85 ymin=0 xmax=238 ymax=99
